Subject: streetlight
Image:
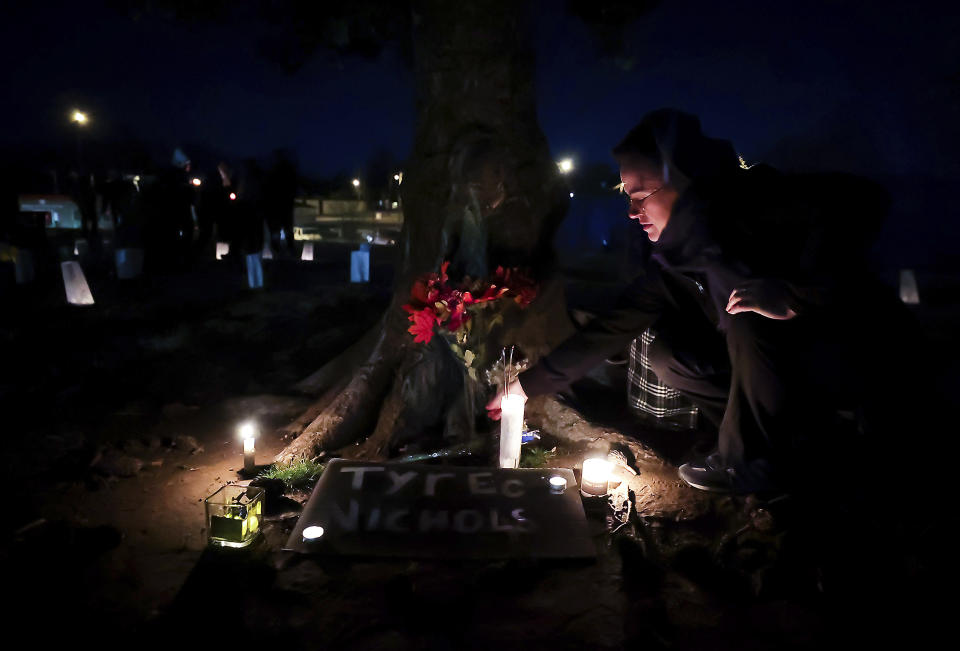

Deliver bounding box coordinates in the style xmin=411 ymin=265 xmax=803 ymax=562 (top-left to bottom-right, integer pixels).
xmin=352 ymin=178 xmax=361 ymax=187
xmin=557 ymin=158 xmax=574 ymax=174
xmin=70 ymin=109 xmax=89 ymax=170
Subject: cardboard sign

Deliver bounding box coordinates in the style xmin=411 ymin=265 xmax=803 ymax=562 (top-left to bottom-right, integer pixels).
xmin=286 ymin=459 xmax=595 ymax=559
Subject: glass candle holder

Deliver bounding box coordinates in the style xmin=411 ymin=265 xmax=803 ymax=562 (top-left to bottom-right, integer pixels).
xmin=581 ymin=457 xmax=613 ymax=497
xmin=205 ymin=485 xmax=264 ymax=548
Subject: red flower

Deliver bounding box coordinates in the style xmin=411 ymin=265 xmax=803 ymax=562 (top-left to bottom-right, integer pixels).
xmin=445 ymin=300 xmax=469 ymax=332
xmin=403 ymin=261 xmax=538 ymax=344
xmin=403 ymin=304 xmax=439 ymax=344
xmin=468 ymin=283 xmax=508 ymax=303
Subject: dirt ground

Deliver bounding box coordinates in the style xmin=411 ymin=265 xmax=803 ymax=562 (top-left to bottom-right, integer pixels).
xmin=1 ymin=252 xmax=955 ymax=649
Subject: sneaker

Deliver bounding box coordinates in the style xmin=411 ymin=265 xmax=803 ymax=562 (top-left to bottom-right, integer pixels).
xmin=678 ymin=456 xmax=783 ymax=494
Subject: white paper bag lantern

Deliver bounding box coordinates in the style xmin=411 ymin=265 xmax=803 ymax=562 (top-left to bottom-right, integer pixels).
xmin=216 ymin=242 xmax=230 ymax=260
xmin=61 ymin=261 xmax=95 ymax=305
xmin=261 ymin=245 xmax=273 ymax=260
xmin=74 ymin=238 xmax=89 ymax=259
xmin=899 ymin=269 xmax=920 ymax=305
xmin=301 ymin=243 xmax=314 ymax=261
xmin=115 ymin=248 xmax=144 ymax=279
xmin=246 ymin=253 xmax=264 ymax=289
xmin=350 ymin=250 xmax=370 ymax=283
xmin=15 ymin=249 xmax=35 ymax=284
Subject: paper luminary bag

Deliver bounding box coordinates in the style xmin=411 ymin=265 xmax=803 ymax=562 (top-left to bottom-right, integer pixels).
xmin=899 ymin=269 xmax=920 ymax=305
xmin=61 ymin=261 xmax=95 ymax=305
xmin=350 ymin=249 xmax=370 ymax=283
xmin=216 ymin=242 xmax=230 ymax=260
xmin=115 ymin=248 xmax=144 ymax=279
xmin=73 ymin=238 xmax=91 ymax=260
xmin=246 ymin=252 xmax=264 ymax=289
xmin=301 ymin=242 xmax=314 ymax=261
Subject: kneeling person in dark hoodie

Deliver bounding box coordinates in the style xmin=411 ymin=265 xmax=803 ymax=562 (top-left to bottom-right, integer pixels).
xmin=487 ymin=108 xmax=920 ymax=494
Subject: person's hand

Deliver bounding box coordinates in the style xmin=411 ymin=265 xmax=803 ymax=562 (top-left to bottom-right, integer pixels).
xmin=726 ymin=279 xmax=798 ymax=320
xmin=485 ymin=379 xmax=528 ymax=421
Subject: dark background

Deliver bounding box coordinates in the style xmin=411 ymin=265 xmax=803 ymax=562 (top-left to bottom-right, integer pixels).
xmin=1 ymin=0 xmax=958 ymax=265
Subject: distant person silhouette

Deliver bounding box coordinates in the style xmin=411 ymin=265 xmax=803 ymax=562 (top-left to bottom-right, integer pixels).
xmin=265 ymin=149 xmax=298 ymax=255
xmin=237 ymin=159 xmax=265 ymax=257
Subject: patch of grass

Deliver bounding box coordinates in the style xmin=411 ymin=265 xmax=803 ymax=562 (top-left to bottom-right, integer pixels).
xmin=520 ymin=446 xmax=557 ymax=468
xmin=258 ymin=460 xmax=325 ymax=491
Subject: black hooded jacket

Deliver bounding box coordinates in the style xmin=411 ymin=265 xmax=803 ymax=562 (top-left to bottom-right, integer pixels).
xmin=520 ymin=164 xmax=889 ymax=397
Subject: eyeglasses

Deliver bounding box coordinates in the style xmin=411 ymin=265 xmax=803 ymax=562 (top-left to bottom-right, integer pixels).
xmin=627 ymin=185 xmax=664 ymax=214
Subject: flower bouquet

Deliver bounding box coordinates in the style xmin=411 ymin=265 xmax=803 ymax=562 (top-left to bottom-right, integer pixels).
xmin=402 ymin=261 xmax=537 ymax=379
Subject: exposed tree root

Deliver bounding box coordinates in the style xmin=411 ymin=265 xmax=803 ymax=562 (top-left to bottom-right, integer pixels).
xmin=275 ymin=326 xmax=405 ymax=464
xmin=346 ymin=373 xmax=407 ymax=460
xmin=275 ymin=381 xmax=348 ymax=442
xmin=293 ymin=322 xmax=382 ymax=396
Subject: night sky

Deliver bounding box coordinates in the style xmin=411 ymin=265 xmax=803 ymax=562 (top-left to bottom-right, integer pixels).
xmin=1 ymin=1 xmax=957 ymax=183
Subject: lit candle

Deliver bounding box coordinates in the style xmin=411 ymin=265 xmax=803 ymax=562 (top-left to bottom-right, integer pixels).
xmin=499 ymin=393 xmax=525 ymax=469
xmin=302 ymin=525 xmax=324 ymax=541
xmin=239 ymin=422 xmax=256 ymax=474
xmin=581 ymin=457 xmax=612 ymax=497
xmin=549 ymin=475 xmax=567 ymax=494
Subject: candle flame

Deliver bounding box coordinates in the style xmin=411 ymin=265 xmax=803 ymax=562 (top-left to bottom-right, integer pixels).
xmin=239 ymin=422 xmax=256 ymax=440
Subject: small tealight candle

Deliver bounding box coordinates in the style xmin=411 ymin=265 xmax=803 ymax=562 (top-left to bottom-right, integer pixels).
xmin=239 ymin=422 xmax=257 ymax=474
xmin=549 ymin=475 xmax=567 ymax=494
xmin=302 ymin=525 xmax=324 ymax=541
xmin=581 ymin=457 xmax=613 ymax=497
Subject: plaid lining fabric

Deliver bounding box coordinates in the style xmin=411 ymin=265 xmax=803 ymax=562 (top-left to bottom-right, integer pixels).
xmin=628 ymin=328 xmax=699 ymax=428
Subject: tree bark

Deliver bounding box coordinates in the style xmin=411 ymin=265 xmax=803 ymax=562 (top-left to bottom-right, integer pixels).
xmin=277 ymin=0 xmax=575 ymax=463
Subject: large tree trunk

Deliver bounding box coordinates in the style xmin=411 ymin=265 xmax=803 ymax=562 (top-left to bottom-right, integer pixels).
xmin=277 ymin=0 xmax=575 ymax=464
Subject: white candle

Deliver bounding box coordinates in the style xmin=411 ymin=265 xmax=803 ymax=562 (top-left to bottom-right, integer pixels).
xmin=499 ymin=394 xmax=525 ymax=469
xmin=243 ymin=437 xmax=255 ymax=474
xmin=549 ymin=475 xmax=567 ymax=494
xmin=239 ymin=422 xmax=256 ymax=474
xmin=302 ymin=525 xmax=324 ymax=541
xmin=581 ymin=457 xmax=612 ymax=496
